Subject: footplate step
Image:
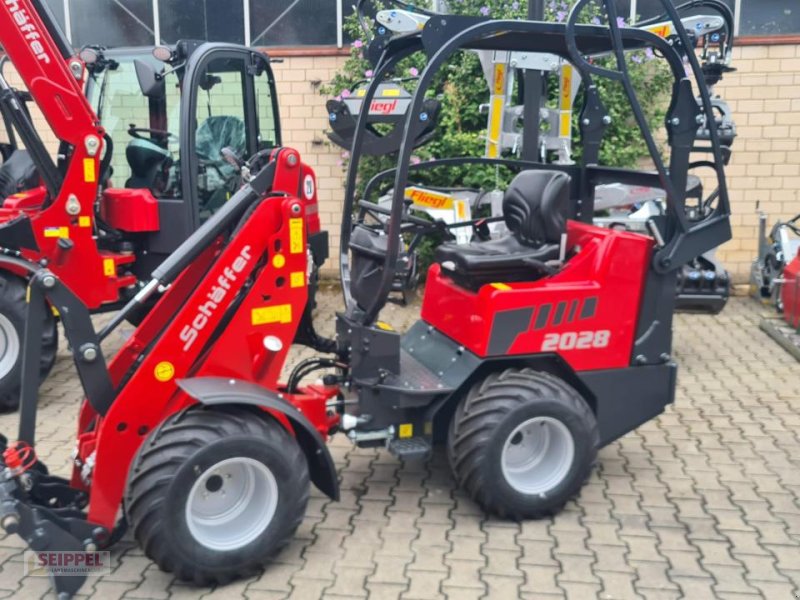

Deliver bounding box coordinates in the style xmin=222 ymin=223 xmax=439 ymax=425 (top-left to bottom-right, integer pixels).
xmin=388 ymin=437 xmax=432 ymax=461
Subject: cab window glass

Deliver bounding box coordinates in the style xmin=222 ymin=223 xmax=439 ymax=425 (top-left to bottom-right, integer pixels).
xmin=89 ymin=57 xmax=181 ymax=197
xmin=256 ymin=65 xmax=279 ymax=150
xmin=194 ymin=57 xmax=248 ymax=220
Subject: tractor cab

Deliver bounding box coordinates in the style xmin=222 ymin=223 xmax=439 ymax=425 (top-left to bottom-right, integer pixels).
xmin=0 ymin=61 xmax=38 ymax=201
xmin=333 ymin=0 xmax=732 ymax=515
xmin=83 ymin=42 xmax=282 ymax=275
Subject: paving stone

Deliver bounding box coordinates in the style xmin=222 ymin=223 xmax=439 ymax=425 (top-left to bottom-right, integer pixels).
xmin=402 ymin=569 xmax=446 ymax=599
xmin=3 ymin=296 xmax=799 ymax=600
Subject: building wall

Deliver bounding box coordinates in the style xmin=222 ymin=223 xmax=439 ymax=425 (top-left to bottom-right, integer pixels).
xmin=713 ymin=43 xmax=800 ymax=282
xmin=6 ymin=45 xmax=800 ymax=282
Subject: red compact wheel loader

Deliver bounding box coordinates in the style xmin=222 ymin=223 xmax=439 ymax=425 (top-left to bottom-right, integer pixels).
xmin=0 ymin=0 xmax=731 ymax=597
xmin=0 ymin=2 xmax=328 ymax=409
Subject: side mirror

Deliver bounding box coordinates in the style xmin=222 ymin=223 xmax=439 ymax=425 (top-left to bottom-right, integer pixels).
xmin=134 ymin=59 xmax=166 ymax=99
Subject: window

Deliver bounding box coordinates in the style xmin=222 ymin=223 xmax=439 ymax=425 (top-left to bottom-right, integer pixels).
xmin=255 ymin=67 xmax=279 ymax=150
xmin=635 ymin=0 xmax=735 ymax=22
xmin=250 ymin=0 xmax=339 ymax=46
xmin=740 ymin=0 xmax=800 ymax=35
xmin=86 ymin=56 xmax=181 ymax=194
xmin=69 ymin=0 xmax=154 ymax=47
xmin=158 ymin=0 xmax=245 ymax=45
xmin=193 ymin=57 xmax=248 ymax=219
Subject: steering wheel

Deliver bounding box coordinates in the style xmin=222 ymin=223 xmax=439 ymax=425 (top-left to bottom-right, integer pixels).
xmin=127 ymin=125 xmax=177 ymax=143
xmin=358 ymin=200 xmax=454 ymax=239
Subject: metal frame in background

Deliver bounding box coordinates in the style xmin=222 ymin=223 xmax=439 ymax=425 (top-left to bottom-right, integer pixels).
xmin=339 ymin=0 xmax=732 ymax=326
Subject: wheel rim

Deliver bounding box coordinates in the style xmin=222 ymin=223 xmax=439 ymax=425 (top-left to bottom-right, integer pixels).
xmin=501 ymin=416 xmax=575 ymax=496
xmin=0 ymin=313 xmax=20 ymax=381
xmin=186 ymin=457 xmax=278 ymax=551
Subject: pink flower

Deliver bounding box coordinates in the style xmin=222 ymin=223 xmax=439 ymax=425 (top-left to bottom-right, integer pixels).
xmin=341 ymin=89 xmax=351 ymax=98
xmin=410 ymin=155 xmax=421 ymax=165
xmin=353 ymin=39 xmax=364 ymax=48
xmin=409 ymin=67 xmax=419 ymax=77
xmin=365 ymin=69 xmax=374 ymax=78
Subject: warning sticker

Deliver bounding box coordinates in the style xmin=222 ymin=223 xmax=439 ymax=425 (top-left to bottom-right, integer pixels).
xmin=399 ymin=423 xmax=413 ymax=438
xmin=251 ymin=304 xmax=293 ymax=325
xmin=289 ymin=218 xmax=304 ymax=254
xmin=290 ymin=271 xmax=305 ymax=288
xmin=103 ymin=258 xmax=115 ymax=277
xmin=43 ymin=227 xmax=69 ymax=238
xmin=83 ymin=158 xmax=96 ymax=183
xmin=154 ymin=361 xmax=175 ymax=382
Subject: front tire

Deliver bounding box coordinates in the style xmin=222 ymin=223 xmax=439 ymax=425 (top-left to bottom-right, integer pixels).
xmin=125 ymin=406 xmax=309 ymax=584
xmin=0 ymin=274 xmax=57 ymax=411
xmin=448 ymin=368 xmax=598 ymax=519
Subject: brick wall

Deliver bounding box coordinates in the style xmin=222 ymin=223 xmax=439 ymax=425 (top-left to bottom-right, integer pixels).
xmin=269 ymin=56 xmax=349 ymax=274
xmin=5 ymin=46 xmax=799 ymax=282
xmin=712 ymin=43 xmax=800 ymax=282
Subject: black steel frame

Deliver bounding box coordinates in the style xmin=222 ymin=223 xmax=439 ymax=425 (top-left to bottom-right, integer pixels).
xmin=339 ymin=0 xmax=732 ymax=326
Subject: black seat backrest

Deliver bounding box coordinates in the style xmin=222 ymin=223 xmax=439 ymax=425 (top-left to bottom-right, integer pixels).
xmin=0 ymin=150 xmax=37 ymax=199
xmin=503 ymin=170 xmax=571 ymax=245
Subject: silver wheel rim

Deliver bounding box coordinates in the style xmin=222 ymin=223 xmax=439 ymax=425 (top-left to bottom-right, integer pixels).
xmin=186 ymin=457 xmax=278 ymax=551
xmin=0 ymin=313 xmax=20 ymax=381
xmin=501 ymin=416 xmax=575 ymax=496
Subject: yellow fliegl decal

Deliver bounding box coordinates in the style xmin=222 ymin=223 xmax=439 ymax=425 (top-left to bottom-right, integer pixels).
xmin=289 ymin=218 xmax=304 ymax=254
xmin=560 ymin=65 xmax=573 ymax=110
xmin=290 ymin=271 xmax=305 ymax=288
xmin=492 ymin=63 xmax=506 ymax=94
xmin=103 ymin=258 xmax=115 ymax=277
xmin=405 ymin=186 xmax=454 ymax=210
xmin=79 ymin=216 xmax=91 ymax=228
xmin=251 ymin=304 xmax=293 ymax=325
xmin=83 ymin=158 xmax=96 ymax=183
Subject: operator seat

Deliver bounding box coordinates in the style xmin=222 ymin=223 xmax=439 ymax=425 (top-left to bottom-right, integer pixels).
xmin=195 ymin=115 xmax=246 ymax=161
xmin=0 ymin=150 xmax=37 ymax=199
xmin=125 ymin=139 xmax=173 ymax=191
xmin=434 ymin=170 xmax=570 ymax=291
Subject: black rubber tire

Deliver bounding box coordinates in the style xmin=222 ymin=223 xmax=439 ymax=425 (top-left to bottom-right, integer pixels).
xmin=448 ymin=368 xmax=598 ymax=519
xmin=125 ymin=406 xmax=309 ymax=585
xmin=0 ymin=274 xmax=57 ymax=412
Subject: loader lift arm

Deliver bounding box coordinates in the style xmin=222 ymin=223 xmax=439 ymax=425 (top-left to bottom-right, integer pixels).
xmin=0 ymin=0 xmax=104 ymax=211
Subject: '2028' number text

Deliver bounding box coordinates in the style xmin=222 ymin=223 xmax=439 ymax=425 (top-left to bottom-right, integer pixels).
xmin=541 ymin=330 xmax=611 ymax=352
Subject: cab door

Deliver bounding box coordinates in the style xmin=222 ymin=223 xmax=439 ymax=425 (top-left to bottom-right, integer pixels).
xmin=179 ymin=44 xmax=280 ymax=230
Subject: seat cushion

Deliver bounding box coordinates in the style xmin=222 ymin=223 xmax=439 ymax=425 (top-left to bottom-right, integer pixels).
xmin=435 ymin=236 xmax=559 ymax=291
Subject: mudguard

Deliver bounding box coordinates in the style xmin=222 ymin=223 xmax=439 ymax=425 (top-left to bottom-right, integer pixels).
xmin=176 ymin=377 xmax=340 ymax=501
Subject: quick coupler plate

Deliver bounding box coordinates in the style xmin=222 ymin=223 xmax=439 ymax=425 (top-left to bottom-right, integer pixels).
xmin=0 ymin=454 xmax=105 ymax=599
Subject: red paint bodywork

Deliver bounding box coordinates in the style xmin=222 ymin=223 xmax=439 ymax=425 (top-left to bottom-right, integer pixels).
xmin=99 ymin=189 xmax=160 ymax=232
xmin=0 ymin=0 xmax=323 ymax=309
xmin=781 ymin=253 xmax=800 ymax=328
xmin=421 ymin=221 xmax=653 ymax=371
xmin=67 ymin=151 xmax=338 ymax=529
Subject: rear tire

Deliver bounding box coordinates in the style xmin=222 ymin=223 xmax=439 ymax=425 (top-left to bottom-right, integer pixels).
xmin=448 ymin=368 xmax=598 ymax=519
xmin=0 ymin=274 xmax=57 ymax=412
xmin=125 ymin=406 xmax=309 ymax=584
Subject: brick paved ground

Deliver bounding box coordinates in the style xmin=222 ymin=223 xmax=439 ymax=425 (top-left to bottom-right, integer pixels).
xmin=0 ymin=293 xmax=798 ymax=599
